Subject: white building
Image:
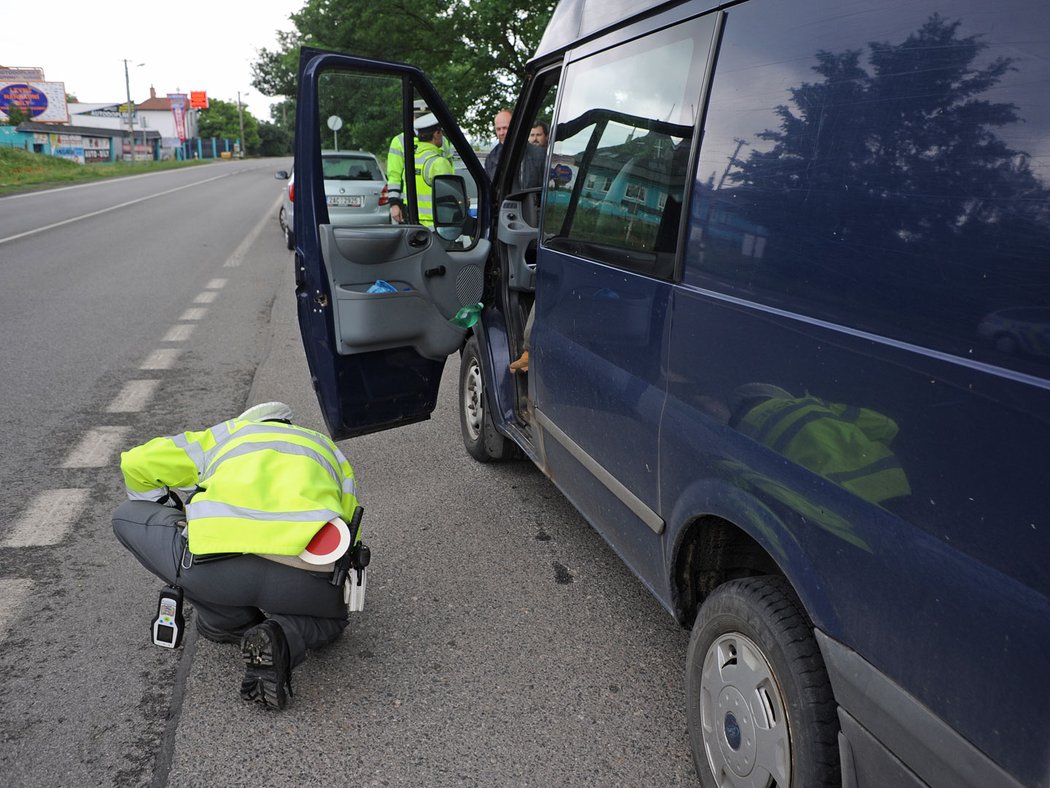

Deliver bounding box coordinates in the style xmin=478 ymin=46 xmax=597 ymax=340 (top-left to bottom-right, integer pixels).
xmin=67 ymin=86 xmax=199 ymax=160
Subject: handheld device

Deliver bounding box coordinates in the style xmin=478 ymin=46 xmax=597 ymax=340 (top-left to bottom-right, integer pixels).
xmin=151 ymin=585 xmax=184 ymax=648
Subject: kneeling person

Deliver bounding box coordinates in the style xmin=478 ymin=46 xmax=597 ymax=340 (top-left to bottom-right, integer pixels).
xmin=113 ymin=402 xmax=360 ymax=710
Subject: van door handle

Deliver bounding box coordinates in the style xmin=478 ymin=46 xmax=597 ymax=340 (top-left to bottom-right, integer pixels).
xmin=424 ymin=265 xmax=447 ymax=278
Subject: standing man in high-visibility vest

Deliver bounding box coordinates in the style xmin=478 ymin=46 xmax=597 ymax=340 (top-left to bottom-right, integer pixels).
xmin=386 ymin=111 xmax=454 ymax=224
xmin=112 ymin=402 xmax=362 ymax=710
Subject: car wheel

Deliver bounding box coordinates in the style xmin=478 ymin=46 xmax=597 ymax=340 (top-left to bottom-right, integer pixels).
xmin=459 ymin=335 xmax=519 ymax=462
xmin=685 ymin=575 xmax=839 ymax=788
xmin=279 ymin=207 xmax=295 ymax=250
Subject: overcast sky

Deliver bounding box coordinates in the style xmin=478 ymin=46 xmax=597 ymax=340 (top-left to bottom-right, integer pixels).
xmin=2 ymin=1 xmax=301 ymax=121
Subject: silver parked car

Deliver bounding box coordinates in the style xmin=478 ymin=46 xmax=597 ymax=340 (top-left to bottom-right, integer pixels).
xmin=276 ymin=150 xmax=390 ymax=249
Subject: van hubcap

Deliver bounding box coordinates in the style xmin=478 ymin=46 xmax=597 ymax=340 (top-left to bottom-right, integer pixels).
xmin=700 ymin=632 xmax=790 ymax=787
xmin=463 ymin=361 xmax=483 ymax=441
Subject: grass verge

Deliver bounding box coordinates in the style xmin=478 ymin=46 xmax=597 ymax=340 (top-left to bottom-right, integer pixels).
xmin=0 ymin=147 xmax=214 ymax=196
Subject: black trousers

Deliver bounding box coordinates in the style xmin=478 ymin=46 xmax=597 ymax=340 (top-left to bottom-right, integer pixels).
xmin=112 ymin=500 xmax=347 ymax=665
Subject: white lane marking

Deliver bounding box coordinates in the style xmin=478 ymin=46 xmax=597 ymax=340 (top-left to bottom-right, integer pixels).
xmin=140 ymin=348 xmax=182 ymax=370
xmin=178 ymin=307 xmax=207 ymax=321
xmin=223 ymin=194 xmax=283 ymax=267
xmin=61 ymin=426 xmax=132 ymax=468
xmin=162 ymin=324 xmax=195 ymax=342
xmin=107 ymin=379 xmax=161 ymax=412
xmin=3 ymin=489 xmax=92 ymax=547
xmin=0 ymin=172 xmax=238 ymax=246
xmin=139 ymin=348 xmax=182 ymax=369
xmin=1 ymin=162 xmax=224 ymax=200
xmin=206 ymin=278 xmax=227 ymax=289
xmin=0 ymin=579 xmax=33 ymax=644
xmin=194 ymin=291 xmax=218 ymax=304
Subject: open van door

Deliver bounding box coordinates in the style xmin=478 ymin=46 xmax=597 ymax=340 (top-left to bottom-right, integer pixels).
xmin=294 ymin=48 xmax=491 ymax=440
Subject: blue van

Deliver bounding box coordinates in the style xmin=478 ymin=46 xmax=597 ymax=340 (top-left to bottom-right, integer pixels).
xmin=292 ymin=0 xmax=1050 ymax=784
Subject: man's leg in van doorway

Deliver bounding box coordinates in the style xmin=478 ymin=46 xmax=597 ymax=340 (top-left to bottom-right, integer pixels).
xmin=510 ymin=305 xmax=534 ymax=373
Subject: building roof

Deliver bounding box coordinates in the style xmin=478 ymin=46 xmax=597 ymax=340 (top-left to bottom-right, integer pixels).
xmin=15 ymin=120 xmax=161 ymax=139
xmin=136 ymin=86 xmax=173 ymax=111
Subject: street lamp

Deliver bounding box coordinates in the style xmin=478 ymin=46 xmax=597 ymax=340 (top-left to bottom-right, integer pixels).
xmin=123 ymin=59 xmax=145 ymax=161
xmin=237 ymin=91 xmax=248 ymax=158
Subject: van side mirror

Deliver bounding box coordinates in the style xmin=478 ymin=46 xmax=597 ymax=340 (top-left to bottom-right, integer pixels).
xmin=433 ymin=174 xmax=471 ymax=234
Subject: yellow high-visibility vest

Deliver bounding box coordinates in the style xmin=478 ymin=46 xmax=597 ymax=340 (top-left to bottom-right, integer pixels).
xmin=739 ymin=395 xmax=911 ymax=504
xmin=413 ymin=140 xmax=454 ymax=227
xmin=121 ymin=419 xmax=359 ymax=555
xmin=387 ymin=132 xmax=454 ymax=220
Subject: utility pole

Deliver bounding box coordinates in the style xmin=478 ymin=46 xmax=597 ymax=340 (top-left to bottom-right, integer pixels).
xmin=123 ymin=59 xmax=134 ymax=161
xmin=716 ymin=137 xmax=749 ymax=191
xmin=237 ymin=91 xmax=247 ymax=158
xmin=123 ymin=59 xmax=144 ymax=161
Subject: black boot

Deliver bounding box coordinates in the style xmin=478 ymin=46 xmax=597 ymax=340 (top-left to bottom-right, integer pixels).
xmin=239 ymin=620 xmax=292 ymax=710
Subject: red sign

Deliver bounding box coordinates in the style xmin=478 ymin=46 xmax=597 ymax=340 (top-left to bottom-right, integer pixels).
xmin=190 ymin=91 xmax=208 ymax=109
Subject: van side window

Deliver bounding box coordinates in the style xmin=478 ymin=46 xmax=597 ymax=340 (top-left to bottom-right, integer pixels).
xmin=543 ymin=15 xmax=717 ymax=278
xmin=688 ymin=1 xmax=1050 ymax=378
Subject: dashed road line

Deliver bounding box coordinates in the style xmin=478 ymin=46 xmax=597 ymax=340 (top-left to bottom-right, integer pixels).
xmin=140 ymin=349 xmax=182 ymax=370
xmin=162 ymin=324 xmax=195 ymax=342
xmin=3 ymin=489 xmax=92 ymax=547
xmin=194 ymin=291 xmax=218 ymax=304
xmin=206 ymin=278 xmax=228 ymax=289
xmin=178 ymin=307 xmax=207 ymax=321
xmin=61 ymin=426 xmax=132 ymax=468
xmin=107 ymin=379 xmax=161 ymax=412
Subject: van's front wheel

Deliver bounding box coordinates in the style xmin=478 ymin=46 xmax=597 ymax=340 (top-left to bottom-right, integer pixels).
xmin=459 ymin=335 xmax=519 ymax=463
xmin=685 ymin=575 xmax=839 ymax=787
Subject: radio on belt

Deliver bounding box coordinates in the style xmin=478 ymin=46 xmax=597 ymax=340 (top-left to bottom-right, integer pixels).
xmin=151 ymin=585 xmax=185 ymax=648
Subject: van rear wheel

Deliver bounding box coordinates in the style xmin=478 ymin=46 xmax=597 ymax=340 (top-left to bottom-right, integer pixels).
xmin=685 ymin=575 xmax=839 ymax=787
xmin=459 ymin=335 xmax=519 ymax=463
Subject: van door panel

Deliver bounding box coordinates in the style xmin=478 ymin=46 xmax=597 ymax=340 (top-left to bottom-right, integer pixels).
xmin=321 ymin=225 xmax=488 ymax=359
xmin=294 ymin=48 xmax=490 ymax=438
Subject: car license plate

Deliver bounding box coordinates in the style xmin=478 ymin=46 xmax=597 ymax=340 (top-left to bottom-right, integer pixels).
xmin=328 ymin=195 xmax=363 ymax=207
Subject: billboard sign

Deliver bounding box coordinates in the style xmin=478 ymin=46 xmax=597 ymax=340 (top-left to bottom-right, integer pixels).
xmin=168 ymin=93 xmax=188 ymax=141
xmin=190 ymin=91 xmax=208 ymax=109
xmin=50 ymin=133 xmax=84 ymax=164
xmin=0 ymin=81 xmax=68 ymax=123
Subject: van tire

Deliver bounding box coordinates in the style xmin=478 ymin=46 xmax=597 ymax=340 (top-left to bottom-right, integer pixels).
xmin=459 ymin=335 xmax=519 ymax=462
xmin=685 ymin=575 xmax=839 ymax=787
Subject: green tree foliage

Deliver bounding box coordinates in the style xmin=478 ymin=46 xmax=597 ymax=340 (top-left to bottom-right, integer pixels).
xmin=251 ymin=0 xmax=556 ymax=138
xmin=3 ymin=104 xmax=31 ymax=126
xmin=258 ymin=120 xmax=293 ymax=156
xmin=197 ymin=98 xmax=262 ymax=154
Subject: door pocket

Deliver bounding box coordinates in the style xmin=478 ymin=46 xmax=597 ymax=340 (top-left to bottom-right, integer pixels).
xmin=334 ymin=286 xmax=464 ymax=360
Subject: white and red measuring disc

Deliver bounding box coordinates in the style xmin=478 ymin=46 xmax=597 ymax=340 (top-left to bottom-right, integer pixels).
xmin=299 ymin=517 xmax=352 ymax=565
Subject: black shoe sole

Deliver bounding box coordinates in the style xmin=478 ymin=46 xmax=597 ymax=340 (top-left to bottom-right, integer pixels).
xmin=240 ymin=625 xmax=291 ymax=710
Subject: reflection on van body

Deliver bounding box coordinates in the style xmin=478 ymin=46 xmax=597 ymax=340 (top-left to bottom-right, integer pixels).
xmin=293 ymin=0 xmax=1050 ymax=784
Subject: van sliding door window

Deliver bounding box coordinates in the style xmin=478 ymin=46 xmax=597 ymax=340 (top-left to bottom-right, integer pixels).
xmin=542 ymin=15 xmax=716 ymax=278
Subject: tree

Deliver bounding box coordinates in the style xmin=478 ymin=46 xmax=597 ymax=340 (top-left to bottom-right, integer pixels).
xmin=197 ymin=98 xmax=262 ymax=154
xmin=251 ymin=0 xmax=556 ymax=138
xmin=258 ymin=120 xmax=292 ymax=157
xmin=3 ymin=103 xmax=31 ymax=126
xmin=729 ymin=14 xmax=1050 ymax=326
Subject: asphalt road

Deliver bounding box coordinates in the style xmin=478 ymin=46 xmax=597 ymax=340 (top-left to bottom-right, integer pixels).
xmin=0 ymin=161 xmax=696 ymax=786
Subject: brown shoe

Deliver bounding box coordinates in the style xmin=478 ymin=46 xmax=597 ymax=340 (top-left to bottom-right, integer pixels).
xmin=509 ymin=350 xmax=529 ymax=374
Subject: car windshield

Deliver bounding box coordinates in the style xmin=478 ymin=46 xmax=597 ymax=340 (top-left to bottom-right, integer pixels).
xmin=322 ymin=155 xmax=383 ymax=181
